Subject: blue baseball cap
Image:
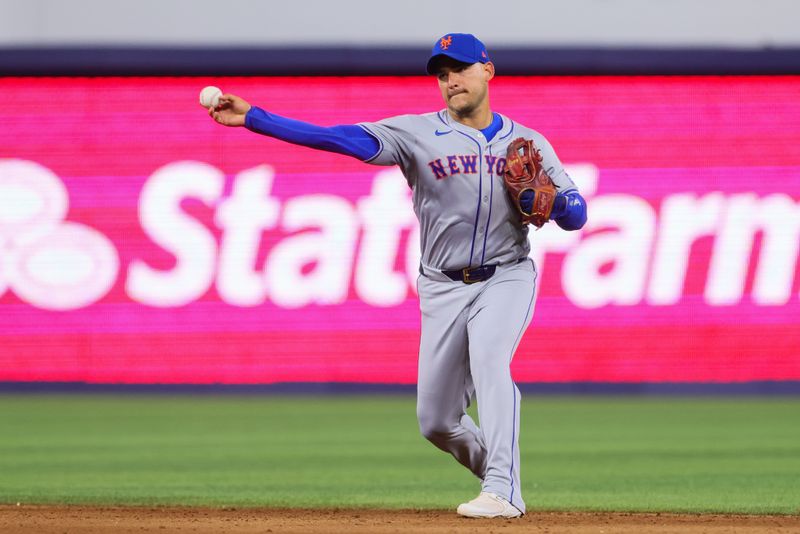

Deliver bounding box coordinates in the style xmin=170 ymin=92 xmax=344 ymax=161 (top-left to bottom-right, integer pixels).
xmin=426 ymin=33 xmax=490 ymax=75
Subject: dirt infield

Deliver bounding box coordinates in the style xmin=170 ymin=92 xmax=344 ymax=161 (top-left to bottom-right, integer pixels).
xmin=2 ymin=506 xmax=800 ymax=533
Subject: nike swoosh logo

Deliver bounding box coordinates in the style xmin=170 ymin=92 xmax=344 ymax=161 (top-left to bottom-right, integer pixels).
xmin=435 ymin=130 xmax=452 ymax=136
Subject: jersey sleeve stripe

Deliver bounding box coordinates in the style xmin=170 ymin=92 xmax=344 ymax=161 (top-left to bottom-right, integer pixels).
xmin=357 ymin=124 xmax=385 ymax=163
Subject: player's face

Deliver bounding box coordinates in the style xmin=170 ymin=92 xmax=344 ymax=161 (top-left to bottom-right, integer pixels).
xmin=435 ymin=59 xmax=495 ymax=117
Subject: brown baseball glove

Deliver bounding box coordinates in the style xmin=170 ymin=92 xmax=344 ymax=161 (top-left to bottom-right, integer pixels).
xmin=503 ymin=137 xmax=557 ymax=228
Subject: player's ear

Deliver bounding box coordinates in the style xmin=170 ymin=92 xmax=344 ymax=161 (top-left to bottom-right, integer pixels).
xmin=483 ymin=62 xmax=495 ymax=82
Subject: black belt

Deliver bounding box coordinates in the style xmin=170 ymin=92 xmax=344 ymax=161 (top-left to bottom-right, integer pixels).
xmin=442 ymin=257 xmax=526 ymax=284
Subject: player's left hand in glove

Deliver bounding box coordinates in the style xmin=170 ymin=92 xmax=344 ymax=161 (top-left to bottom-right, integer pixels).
xmin=503 ymin=137 xmax=557 ymax=228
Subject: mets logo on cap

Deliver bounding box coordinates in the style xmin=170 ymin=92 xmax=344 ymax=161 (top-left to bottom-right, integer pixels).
xmin=439 ymin=35 xmax=453 ymax=50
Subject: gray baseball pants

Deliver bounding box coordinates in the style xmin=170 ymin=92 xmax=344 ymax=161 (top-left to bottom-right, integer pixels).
xmin=415 ymin=259 xmax=537 ymax=514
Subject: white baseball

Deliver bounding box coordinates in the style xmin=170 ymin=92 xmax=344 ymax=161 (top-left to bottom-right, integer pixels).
xmin=199 ymin=86 xmax=222 ymax=108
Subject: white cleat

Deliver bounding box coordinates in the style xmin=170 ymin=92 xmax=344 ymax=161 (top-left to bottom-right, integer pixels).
xmin=456 ymin=492 xmax=523 ymax=518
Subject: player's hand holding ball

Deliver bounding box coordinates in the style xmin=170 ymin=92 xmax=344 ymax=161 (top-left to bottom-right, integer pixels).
xmin=199 ymin=86 xmax=251 ymax=127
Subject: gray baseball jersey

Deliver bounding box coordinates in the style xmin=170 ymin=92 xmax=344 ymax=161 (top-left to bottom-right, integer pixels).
xmin=359 ymin=110 xmax=579 ymax=514
xmin=360 ymin=110 xmax=576 ymax=271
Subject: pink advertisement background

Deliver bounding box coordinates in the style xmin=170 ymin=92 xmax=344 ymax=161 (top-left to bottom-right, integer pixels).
xmin=1 ymin=76 xmax=798 ymax=384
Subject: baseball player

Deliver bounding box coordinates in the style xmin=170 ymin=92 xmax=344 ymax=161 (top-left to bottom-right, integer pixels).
xmin=206 ymin=33 xmax=587 ymax=518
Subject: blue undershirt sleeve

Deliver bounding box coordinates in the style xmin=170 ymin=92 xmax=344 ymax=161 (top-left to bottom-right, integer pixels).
xmin=244 ymin=106 xmax=381 ymax=161
xmin=520 ymin=190 xmax=588 ymax=231
xmin=551 ymin=191 xmax=588 ymax=230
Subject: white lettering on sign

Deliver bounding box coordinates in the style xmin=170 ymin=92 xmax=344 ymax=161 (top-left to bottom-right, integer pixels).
xmin=126 ymin=161 xmax=224 ymax=307
xmin=562 ymin=194 xmax=656 ymax=308
xmin=647 ymin=193 xmax=726 ymax=306
xmin=707 ymin=193 xmax=800 ymax=306
xmin=0 ymin=159 xmax=118 ymax=310
xmin=265 ymin=194 xmax=359 ymax=308
xmin=2 ymin=158 xmax=798 ymax=310
xmin=356 ymin=168 xmax=416 ymax=306
xmin=215 ymin=165 xmax=281 ymax=306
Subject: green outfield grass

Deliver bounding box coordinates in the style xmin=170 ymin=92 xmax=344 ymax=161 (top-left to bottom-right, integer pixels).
xmin=0 ymin=394 xmax=798 ymax=513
